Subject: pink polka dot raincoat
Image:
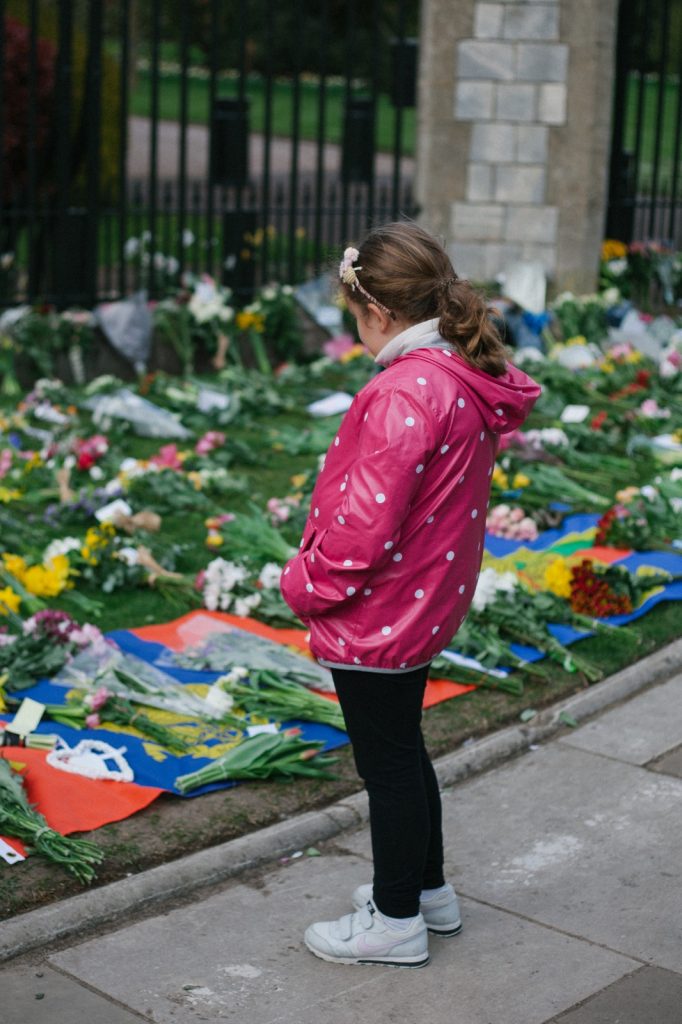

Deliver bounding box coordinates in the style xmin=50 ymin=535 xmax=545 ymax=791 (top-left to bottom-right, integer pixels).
xmin=280 ymin=344 xmax=541 ymax=672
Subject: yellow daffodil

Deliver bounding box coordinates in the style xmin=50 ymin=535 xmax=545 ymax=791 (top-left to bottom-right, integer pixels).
xmin=566 ymin=335 xmax=588 ymax=347
xmin=2 ymin=553 xmax=27 ymax=581
xmin=543 ymin=556 xmax=572 ymax=599
xmin=23 ymin=554 xmax=72 ymax=597
xmin=492 ymin=465 xmax=509 ymax=489
xmin=187 ymin=471 xmax=203 ymax=490
xmin=290 ymin=473 xmax=308 ymax=489
xmin=0 ymin=487 xmax=22 ymax=503
xmin=625 ymin=350 xmax=643 ymax=364
xmin=236 ymin=310 xmax=266 ymax=333
xmin=22 ymin=452 xmax=44 ymax=473
xmin=206 ymin=533 xmax=223 ymax=548
xmin=601 ymin=239 xmax=627 ymax=261
xmin=339 ymin=344 xmax=367 ymax=363
xmin=0 ymin=586 xmax=21 ymax=615
xmin=513 ymin=473 xmax=530 ymax=489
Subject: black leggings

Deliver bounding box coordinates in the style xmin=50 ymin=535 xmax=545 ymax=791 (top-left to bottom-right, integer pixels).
xmin=332 ymin=664 xmax=445 ymax=919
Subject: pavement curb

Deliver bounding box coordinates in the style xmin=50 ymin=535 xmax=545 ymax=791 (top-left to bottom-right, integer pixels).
xmin=2 ymin=637 xmax=681 ymax=964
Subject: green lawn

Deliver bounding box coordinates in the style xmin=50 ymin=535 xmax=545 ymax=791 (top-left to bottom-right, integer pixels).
xmin=130 ymin=68 xmax=416 ymax=156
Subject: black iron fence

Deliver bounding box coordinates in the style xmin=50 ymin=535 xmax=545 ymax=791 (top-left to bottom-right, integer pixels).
xmin=0 ymin=0 xmax=419 ymax=308
xmin=606 ymin=0 xmax=682 ymax=245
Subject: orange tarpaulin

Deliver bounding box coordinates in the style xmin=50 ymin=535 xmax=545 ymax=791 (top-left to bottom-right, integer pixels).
xmin=0 ymin=747 xmax=163 ymax=857
xmin=132 ymin=609 xmax=476 ymax=708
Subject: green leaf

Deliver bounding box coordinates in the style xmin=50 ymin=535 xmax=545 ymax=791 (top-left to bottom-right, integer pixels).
xmin=558 ymin=711 xmax=579 ymax=728
xmin=519 ymin=708 xmax=537 ymax=722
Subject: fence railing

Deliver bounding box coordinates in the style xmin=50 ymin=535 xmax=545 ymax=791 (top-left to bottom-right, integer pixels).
xmin=607 ymin=0 xmax=682 ymax=246
xmin=1 ymin=0 xmax=419 ymax=309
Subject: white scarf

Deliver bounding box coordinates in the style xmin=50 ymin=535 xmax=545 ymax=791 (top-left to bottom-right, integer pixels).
xmin=374 ymin=318 xmax=452 ymax=367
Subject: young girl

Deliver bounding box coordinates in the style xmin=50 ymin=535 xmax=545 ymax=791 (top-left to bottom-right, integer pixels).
xmin=280 ymin=221 xmax=541 ymax=968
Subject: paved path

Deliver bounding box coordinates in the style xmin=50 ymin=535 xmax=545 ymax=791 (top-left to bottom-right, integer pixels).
xmin=3 ymin=663 xmax=682 ymax=1023
xmin=128 ymin=116 xmax=415 ymax=181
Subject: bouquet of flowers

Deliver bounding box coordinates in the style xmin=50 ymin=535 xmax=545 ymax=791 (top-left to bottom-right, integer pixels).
xmin=468 ymin=568 xmax=603 ymax=681
xmin=42 ymin=687 xmax=190 ymax=754
xmin=0 ymin=758 xmax=104 ymax=882
xmin=0 ymin=610 xmax=105 ymax=692
xmin=213 ymin=667 xmax=345 ymax=731
xmin=174 ymin=729 xmax=338 ymax=793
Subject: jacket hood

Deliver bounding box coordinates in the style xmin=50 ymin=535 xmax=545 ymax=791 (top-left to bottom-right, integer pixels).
xmin=406 ymin=349 xmax=542 ymax=433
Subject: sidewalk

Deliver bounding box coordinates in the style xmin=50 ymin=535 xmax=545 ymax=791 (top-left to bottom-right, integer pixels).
xmin=3 ymin=652 xmax=682 ymax=1023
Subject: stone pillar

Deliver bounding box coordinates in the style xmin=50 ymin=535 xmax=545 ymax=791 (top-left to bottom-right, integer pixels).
xmin=416 ymin=0 xmax=620 ymax=293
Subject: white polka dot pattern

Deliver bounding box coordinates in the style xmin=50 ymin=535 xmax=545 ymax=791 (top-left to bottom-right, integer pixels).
xmin=346 ymin=586 xmax=356 ymax=596
xmin=415 ymin=589 xmax=424 ymax=599
xmin=375 ymin=493 xmax=386 ymax=503
xmin=405 ymin=416 xmax=415 ymax=427
xmin=381 ymin=626 xmax=392 ymax=636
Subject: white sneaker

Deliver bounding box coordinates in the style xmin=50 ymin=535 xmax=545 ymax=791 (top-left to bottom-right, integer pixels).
xmin=304 ymin=900 xmax=429 ymax=968
xmin=351 ymin=883 xmax=462 ymax=936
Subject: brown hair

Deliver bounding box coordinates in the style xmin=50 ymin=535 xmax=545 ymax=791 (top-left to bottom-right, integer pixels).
xmin=340 ymin=221 xmax=508 ymax=377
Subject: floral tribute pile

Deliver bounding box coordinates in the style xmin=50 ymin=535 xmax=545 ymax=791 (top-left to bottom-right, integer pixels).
xmin=0 ymin=254 xmax=681 ymax=880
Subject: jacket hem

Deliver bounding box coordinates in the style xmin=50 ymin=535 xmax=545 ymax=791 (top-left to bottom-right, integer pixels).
xmin=317 ymin=658 xmax=432 ymax=675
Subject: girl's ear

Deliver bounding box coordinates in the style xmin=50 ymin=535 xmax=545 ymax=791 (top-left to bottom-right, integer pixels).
xmin=366 ymin=303 xmax=393 ymax=334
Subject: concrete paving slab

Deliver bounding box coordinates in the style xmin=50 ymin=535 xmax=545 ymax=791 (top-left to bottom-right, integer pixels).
xmin=344 ymin=743 xmax=682 ymax=971
xmin=2 ymin=963 xmax=145 ymax=1024
xmin=559 ymin=674 xmax=682 ymax=765
xmin=549 ymin=965 xmax=682 ymax=1023
xmin=647 ymin=744 xmax=682 ymax=779
xmin=49 ymin=854 xmax=635 ymax=1024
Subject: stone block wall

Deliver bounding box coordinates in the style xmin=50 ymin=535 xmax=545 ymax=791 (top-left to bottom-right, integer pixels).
xmin=416 ymin=0 xmax=619 ymax=293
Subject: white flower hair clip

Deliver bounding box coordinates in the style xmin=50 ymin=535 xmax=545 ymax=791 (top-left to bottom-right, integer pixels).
xmin=339 ymin=246 xmax=361 ymax=287
xmin=338 ymin=245 xmax=395 ymax=319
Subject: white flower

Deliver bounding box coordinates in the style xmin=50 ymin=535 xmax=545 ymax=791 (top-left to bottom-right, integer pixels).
xmin=43 ymin=537 xmax=81 ymax=562
xmin=258 ymin=562 xmax=282 ymax=589
xmin=233 ymin=593 xmax=262 ymax=617
xmin=261 ymin=287 xmax=276 ymax=301
xmin=640 ymin=485 xmax=658 ymax=501
xmin=89 ymin=465 xmax=104 ymax=481
xmin=471 ymin=568 xmax=518 ymax=612
xmin=165 ymin=256 xmax=180 ymax=276
xmin=117 ymin=546 xmax=139 ymax=566
xmin=513 ymin=347 xmax=546 ymax=365
xmin=124 ymin=237 xmax=140 ymax=259
xmin=605 ymin=260 xmax=627 ymax=277
xmin=525 ymin=428 xmax=569 ymax=450
xmin=182 ymin=229 xmax=195 ymax=247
